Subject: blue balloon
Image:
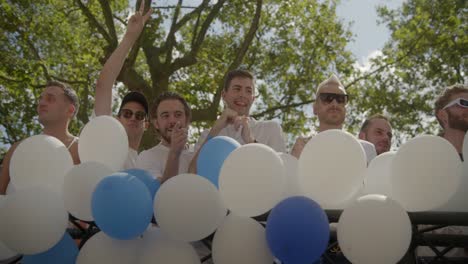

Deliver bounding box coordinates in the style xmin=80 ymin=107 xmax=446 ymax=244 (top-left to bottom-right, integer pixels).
xmin=92 ymin=172 xmax=153 ymax=240
xmin=22 ymin=232 xmax=78 ymax=264
xmin=197 ymin=136 xmax=240 ymax=187
xmin=266 ymin=196 xmax=329 ymax=264
xmin=123 ymin=168 xmax=160 ymax=200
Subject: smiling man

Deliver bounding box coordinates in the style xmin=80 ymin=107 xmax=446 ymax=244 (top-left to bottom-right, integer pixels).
xmin=359 ymin=114 xmax=393 ymax=155
xmin=136 ymin=92 xmax=193 ymax=183
xmin=189 ymin=69 xmax=286 ymax=173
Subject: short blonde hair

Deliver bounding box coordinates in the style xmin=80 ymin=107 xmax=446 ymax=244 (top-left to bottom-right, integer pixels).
xmin=315 ymin=74 xmax=346 ymax=97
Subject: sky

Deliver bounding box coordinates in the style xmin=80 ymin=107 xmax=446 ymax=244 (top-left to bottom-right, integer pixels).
xmin=336 ymin=0 xmax=405 ymax=66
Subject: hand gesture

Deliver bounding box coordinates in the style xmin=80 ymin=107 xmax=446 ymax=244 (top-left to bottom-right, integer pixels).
xmin=125 ymin=0 xmax=152 ymax=40
xmin=170 ymin=121 xmax=188 ymax=155
xmin=291 ymin=136 xmax=311 ymax=158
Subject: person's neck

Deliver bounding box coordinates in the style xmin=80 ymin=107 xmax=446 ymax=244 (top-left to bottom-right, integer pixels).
xmin=443 ymin=128 xmax=466 ymax=154
xmin=160 ymin=139 xmax=170 ymax=148
xmin=127 ymin=132 xmax=143 ymax=151
xmin=42 ymin=122 xmax=73 ymax=144
xmin=318 ymin=123 xmax=342 ymax=133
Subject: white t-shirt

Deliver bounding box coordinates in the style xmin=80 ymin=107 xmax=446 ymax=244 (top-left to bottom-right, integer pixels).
xmin=136 ymin=143 xmax=194 ymax=179
xmin=123 ymin=148 xmax=138 ymax=170
xmin=195 ymin=118 xmax=286 ymax=153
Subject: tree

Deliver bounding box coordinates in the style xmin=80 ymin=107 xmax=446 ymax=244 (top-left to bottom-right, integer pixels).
xmin=0 ymin=0 xmax=355 ymax=152
xmin=346 ymin=0 xmax=467 ymax=145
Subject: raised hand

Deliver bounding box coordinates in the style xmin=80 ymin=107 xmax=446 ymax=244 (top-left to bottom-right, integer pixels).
xmin=125 ymin=0 xmax=152 ymax=40
xmin=290 ymin=136 xmax=311 ymax=158
xmin=170 ymin=121 xmax=188 ymax=154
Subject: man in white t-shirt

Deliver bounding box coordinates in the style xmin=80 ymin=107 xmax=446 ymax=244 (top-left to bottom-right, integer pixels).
xmin=290 ymin=74 xmax=377 ymax=163
xmin=189 ymin=69 xmax=286 ymax=173
xmin=136 ymin=92 xmax=193 ymax=182
xmin=93 ymin=1 xmax=151 ymax=169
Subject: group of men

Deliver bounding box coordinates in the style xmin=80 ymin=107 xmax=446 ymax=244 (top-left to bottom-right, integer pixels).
xmin=1 ymin=2 xmax=467 ymax=194
xmin=0 ymin=4 xmax=467 ymax=263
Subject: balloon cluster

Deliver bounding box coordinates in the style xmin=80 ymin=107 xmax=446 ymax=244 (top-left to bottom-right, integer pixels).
xmin=0 ymin=118 xmax=466 ymax=264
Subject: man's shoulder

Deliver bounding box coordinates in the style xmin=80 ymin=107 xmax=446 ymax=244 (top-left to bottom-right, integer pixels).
xmin=251 ymin=119 xmax=281 ymax=129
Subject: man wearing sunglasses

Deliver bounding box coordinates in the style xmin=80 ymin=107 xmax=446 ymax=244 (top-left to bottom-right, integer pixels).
xmin=291 ymin=75 xmax=376 ymax=163
xmin=291 ymin=75 xmax=348 ymax=158
xmin=435 ymin=84 xmax=468 ymax=160
xmin=417 ymin=84 xmax=468 ymax=259
xmin=93 ymin=1 xmax=151 ymax=169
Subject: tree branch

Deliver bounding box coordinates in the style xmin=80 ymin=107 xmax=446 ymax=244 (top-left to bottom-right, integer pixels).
xmin=154 ymin=5 xmax=198 ymax=9
xmin=211 ymin=0 xmax=263 ymax=113
xmin=164 ymin=0 xmax=184 ymax=67
xmin=24 ymin=38 xmax=51 ymax=81
xmin=251 ymin=99 xmax=314 ymax=119
xmin=113 ymin=14 xmax=127 ymax=26
xmin=168 ymin=0 xmax=227 ymax=74
xmin=98 ymin=0 xmax=118 ymax=48
xmin=75 ymin=0 xmax=112 ymax=45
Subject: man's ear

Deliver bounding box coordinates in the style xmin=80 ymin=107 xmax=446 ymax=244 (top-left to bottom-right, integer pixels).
xmin=436 ymin=109 xmax=449 ymax=129
xmin=144 ymin=120 xmax=150 ymax=130
xmin=68 ymin=104 xmax=76 ymax=118
xmin=313 ymin=102 xmax=317 ymax=115
xmin=358 ymin=131 xmax=366 ymax=140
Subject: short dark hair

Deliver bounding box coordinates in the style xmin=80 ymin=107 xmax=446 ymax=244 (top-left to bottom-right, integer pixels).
xmin=223 ymin=69 xmax=254 ymax=91
xmin=150 ymin=91 xmax=191 ymax=121
xmin=45 ymin=80 xmax=80 ymax=118
xmin=434 ymin=84 xmax=468 ymax=129
xmin=360 ymin=114 xmax=390 ymax=133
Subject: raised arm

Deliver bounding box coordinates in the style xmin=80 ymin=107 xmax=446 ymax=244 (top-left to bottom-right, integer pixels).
xmin=94 ymin=0 xmax=152 ymax=115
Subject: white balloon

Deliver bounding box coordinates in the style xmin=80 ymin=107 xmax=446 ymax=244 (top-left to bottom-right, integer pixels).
xmin=279 ymin=153 xmax=302 ymax=197
xmin=298 ymin=130 xmax=367 ymax=209
xmin=9 ymin=135 xmax=73 ymax=194
xmin=0 ymin=187 xmax=68 ymax=254
xmin=212 ymin=213 xmax=273 ymax=264
xmin=363 ymin=151 xmax=396 ymax=197
xmin=338 ymin=194 xmax=412 ymax=264
xmin=358 ymin=139 xmax=377 ymax=165
xmin=77 ymin=232 xmax=139 ymax=264
xmin=463 ymin=130 xmax=468 ymax=159
xmin=219 ymin=144 xmax=285 ymax=217
xmin=63 ymin=161 xmax=113 ymax=221
xmin=391 ymin=135 xmax=461 ymax=211
xmin=78 ymin=116 xmax=128 ymax=171
xmin=0 ymin=195 xmax=17 ymax=261
xmin=5 ymin=183 xmax=15 ymax=195
xmin=439 ymin=161 xmax=468 ymax=212
xmin=137 ymin=227 xmax=200 ymax=264
xmin=155 ymin=174 xmax=227 ymax=242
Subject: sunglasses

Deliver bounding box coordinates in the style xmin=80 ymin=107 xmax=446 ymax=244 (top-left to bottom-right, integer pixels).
xmin=443 ymin=98 xmax=468 ymax=109
xmin=318 ymin=93 xmax=348 ymax=104
xmin=119 ymin=109 xmax=147 ymax=121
